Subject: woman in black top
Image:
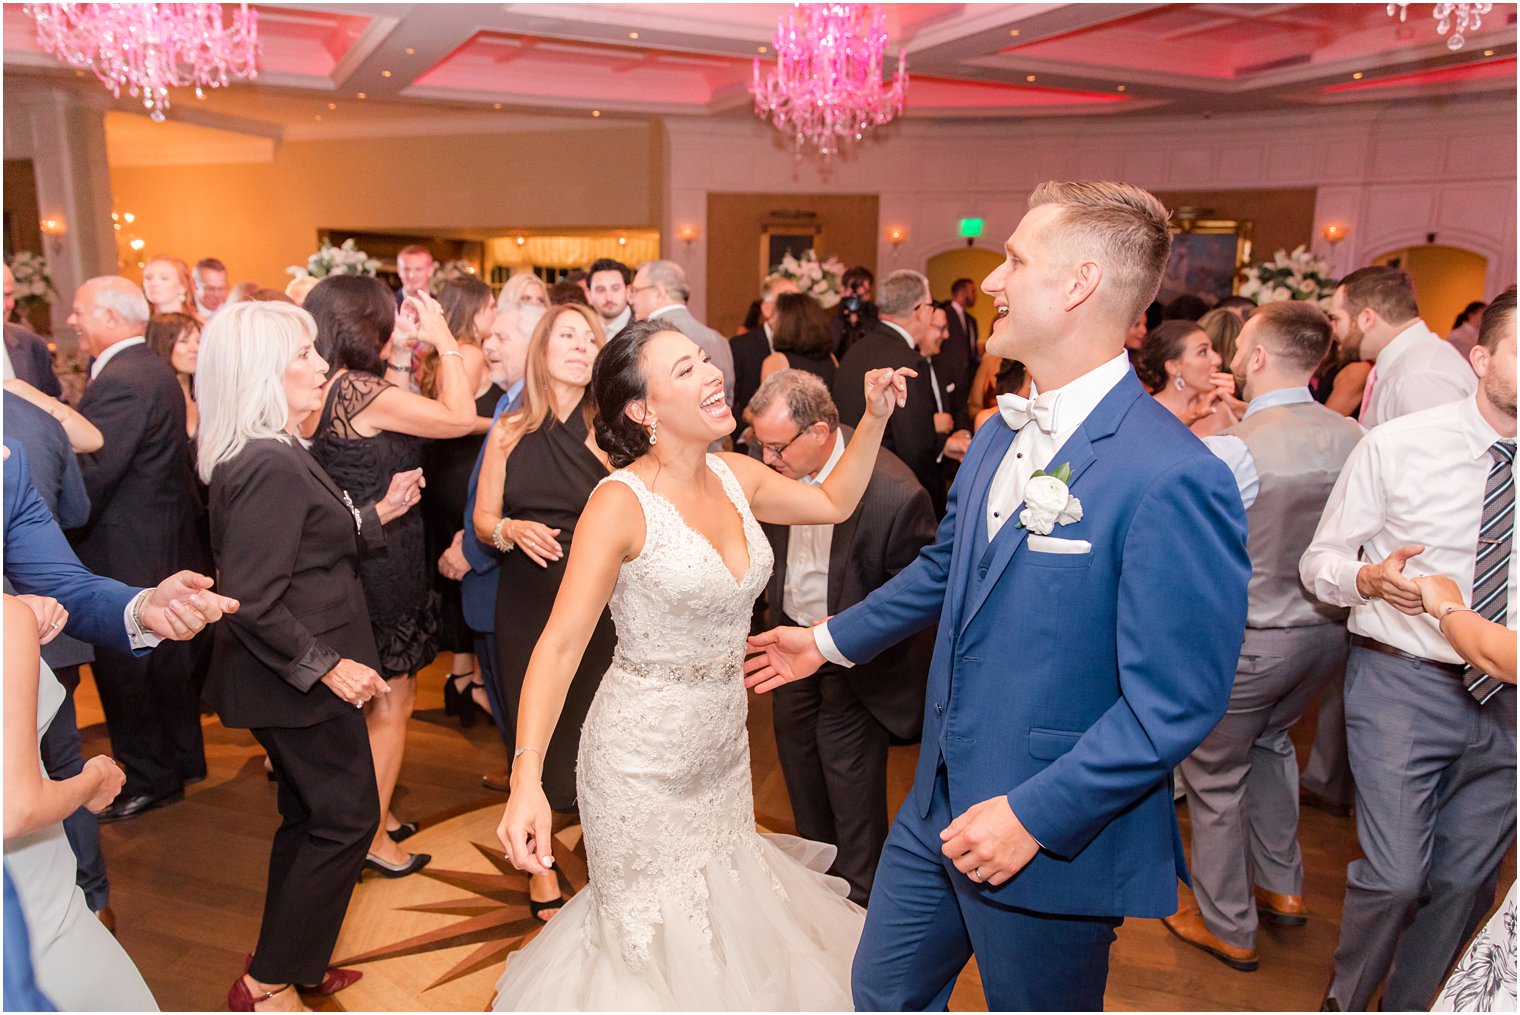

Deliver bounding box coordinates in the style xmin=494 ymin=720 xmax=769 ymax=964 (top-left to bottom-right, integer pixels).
xmin=762 ymin=292 xmax=838 ymax=389
xmin=303 ymin=275 xmax=476 ymax=875
xmin=196 ymin=301 xmax=402 ymax=1011
xmin=473 ymin=302 xmax=609 ymax=921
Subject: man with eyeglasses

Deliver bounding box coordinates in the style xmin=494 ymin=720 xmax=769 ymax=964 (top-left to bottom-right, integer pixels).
xmin=749 ymin=368 xmax=937 ymax=906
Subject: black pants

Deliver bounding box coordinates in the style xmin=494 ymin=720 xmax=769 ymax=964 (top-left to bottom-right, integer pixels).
xmin=91 ymin=639 xmax=204 ymax=798
xmin=248 ymin=710 xmax=378 ymax=986
xmin=38 ymin=665 xmax=109 ymax=910
xmin=771 ymin=615 xmax=891 ymax=906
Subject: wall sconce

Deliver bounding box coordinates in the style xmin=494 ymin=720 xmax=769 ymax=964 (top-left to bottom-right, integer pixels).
xmin=1321 ymin=223 xmax=1350 ymax=245
xmin=515 ymin=235 xmax=526 ymax=247
xmin=887 ymin=227 xmax=905 ymax=248
xmin=39 ymin=217 xmax=65 ymax=257
xmin=677 ymin=224 xmax=699 ymax=248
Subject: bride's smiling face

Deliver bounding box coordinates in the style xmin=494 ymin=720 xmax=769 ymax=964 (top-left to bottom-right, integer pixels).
xmin=631 ymin=330 xmax=732 ymax=445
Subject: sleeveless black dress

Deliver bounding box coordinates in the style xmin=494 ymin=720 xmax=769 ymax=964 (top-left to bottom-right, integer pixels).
xmin=493 ymin=398 xmax=614 ymax=812
xmin=310 ymin=370 xmax=440 ymax=678
xmin=781 ymin=350 xmax=837 ymax=389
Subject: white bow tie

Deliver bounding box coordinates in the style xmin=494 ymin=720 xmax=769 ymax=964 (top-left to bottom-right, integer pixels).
xmin=997 ymin=390 xmax=1059 ymax=434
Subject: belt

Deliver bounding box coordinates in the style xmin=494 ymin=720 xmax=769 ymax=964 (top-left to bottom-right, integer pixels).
xmin=1349 ymin=634 xmax=1466 ymax=677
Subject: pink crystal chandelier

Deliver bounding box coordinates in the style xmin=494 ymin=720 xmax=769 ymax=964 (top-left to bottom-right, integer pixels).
xmin=25 ymin=3 xmax=260 ymax=122
xmin=1386 ymin=2 xmax=1493 ymax=51
xmin=751 ymin=3 xmax=907 ymax=160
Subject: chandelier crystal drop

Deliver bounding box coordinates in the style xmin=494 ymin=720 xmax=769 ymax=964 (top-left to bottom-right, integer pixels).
xmin=751 ymin=3 xmax=907 ymax=160
xmin=1386 ymin=2 xmax=1493 ymax=51
xmin=25 ymin=3 xmax=260 ymax=122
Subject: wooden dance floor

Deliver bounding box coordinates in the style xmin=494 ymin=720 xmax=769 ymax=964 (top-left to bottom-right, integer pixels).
xmin=79 ymin=657 xmax=1512 ymax=1012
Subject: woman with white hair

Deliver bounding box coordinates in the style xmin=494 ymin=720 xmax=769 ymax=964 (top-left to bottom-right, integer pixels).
xmin=195 ymin=301 xmax=420 ymax=1011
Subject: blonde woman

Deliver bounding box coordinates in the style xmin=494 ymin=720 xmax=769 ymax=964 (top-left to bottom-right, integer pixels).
xmin=495 ymin=271 xmax=549 ymax=315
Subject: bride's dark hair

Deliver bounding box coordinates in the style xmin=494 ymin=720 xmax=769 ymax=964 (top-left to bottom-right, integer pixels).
xmin=593 ymin=319 xmax=670 ymax=469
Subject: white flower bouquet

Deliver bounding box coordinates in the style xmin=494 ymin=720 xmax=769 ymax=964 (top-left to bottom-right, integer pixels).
xmin=286 ymin=238 xmax=380 ymax=279
xmin=8 ymin=251 xmax=53 ymax=306
xmin=774 ymin=250 xmax=847 ymax=308
xmin=1238 ymin=245 xmax=1337 ymax=308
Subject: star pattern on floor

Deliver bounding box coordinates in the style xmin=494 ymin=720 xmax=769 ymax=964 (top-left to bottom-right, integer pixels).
xmin=333 ymin=817 xmax=589 ymax=992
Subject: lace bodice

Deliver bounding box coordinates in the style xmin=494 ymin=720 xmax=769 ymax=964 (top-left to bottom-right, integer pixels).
xmin=598 ymin=455 xmax=772 ymax=673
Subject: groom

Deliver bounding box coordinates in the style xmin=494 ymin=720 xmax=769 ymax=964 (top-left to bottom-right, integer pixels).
xmin=745 ymin=180 xmax=1250 ymax=1010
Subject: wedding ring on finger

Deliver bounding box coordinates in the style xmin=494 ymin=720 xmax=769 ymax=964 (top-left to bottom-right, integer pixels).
xmin=972 ymin=867 xmax=984 ymax=882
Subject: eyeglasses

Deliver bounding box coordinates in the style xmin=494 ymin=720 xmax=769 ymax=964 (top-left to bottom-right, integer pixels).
xmin=758 ymin=426 xmax=808 ymax=459
xmin=629 ymin=283 xmax=656 ymax=293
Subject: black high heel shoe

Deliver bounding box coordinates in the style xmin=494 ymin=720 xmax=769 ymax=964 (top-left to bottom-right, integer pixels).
xmin=443 ymin=670 xmax=470 ymax=718
xmin=361 ymin=851 xmax=431 ymax=878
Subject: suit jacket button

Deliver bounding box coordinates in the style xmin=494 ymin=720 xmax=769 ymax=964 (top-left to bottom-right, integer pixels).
xmin=935 ymin=702 xmax=944 ymax=715
xmin=977 ymin=567 xmax=988 ymax=579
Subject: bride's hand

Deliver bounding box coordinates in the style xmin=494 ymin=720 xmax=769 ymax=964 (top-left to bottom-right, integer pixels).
xmin=863 ymin=366 xmax=916 ymax=420
xmin=498 ymin=780 xmax=555 ymax=876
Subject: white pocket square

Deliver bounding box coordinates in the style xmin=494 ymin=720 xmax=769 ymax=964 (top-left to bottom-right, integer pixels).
xmin=1027 ymin=535 xmax=1091 ymax=554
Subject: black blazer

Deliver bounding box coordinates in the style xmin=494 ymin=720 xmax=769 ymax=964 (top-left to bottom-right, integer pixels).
xmin=730 ymin=328 xmax=771 ymax=424
xmin=761 ymin=430 xmax=938 ymax=739
xmin=72 ymin=343 xmax=203 ymax=585
xmin=205 ymin=437 xmax=384 ymax=730
xmin=832 ymin=321 xmax=941 ymax=510
xmin=4 ymin=323 xmax=62 ymax=398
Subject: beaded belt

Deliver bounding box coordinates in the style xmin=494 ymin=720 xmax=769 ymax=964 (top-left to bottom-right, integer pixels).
xmin=610 ymin=654 xmax=743 ymax=684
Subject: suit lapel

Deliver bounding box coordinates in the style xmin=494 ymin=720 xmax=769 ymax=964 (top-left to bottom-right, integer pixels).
xmin=291 ymin=440 xmax=350 ymax=511
xmin=826 ymin=503 xmax=860 ymax=613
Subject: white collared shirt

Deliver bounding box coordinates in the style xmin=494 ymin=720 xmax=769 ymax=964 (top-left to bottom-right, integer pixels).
xmin=881 ymin=319 xmax=917 ymax=351
xmin=762 ymin=320 xmax=774 ymax=353
xmin=816 ymin=351 xmax=1130 ymax=666
xmin=601 ymin=306 xmax=632 ymax=337
xmin=1363 ymin=319 xmax=1476 ymax=429
xmin=1300 ymin=394 xmax=1516 ymax=664
xmin=783 ymin=431 xmax=847 ymax=626
xmin=89 ymin=336 xmax=147 ymax=379
xmin=1202 ymin=386 xmax=1322 ymax=510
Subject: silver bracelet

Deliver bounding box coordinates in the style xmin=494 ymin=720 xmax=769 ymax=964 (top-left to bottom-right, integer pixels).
xmin=513 ymin=746 xmax=542 ymax=761
xmin=492 ymin=518 xmax=516 ymax=554
xmin=440 ymin=349 xmax=464 ymax=361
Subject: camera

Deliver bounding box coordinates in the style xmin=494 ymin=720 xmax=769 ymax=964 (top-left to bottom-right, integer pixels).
xmin=841 ymin=294 xmax=863 ymax=315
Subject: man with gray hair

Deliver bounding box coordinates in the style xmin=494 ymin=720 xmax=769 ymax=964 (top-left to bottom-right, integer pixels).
xmin=67 ymin=275 xmax=208 ymax=822
xmin=749 ymin=368 xmax=937 ymax=905
xmin=629 ymin=259 xmax=735 ymax=408
xmin=833 ymin=268 xmax=943 ymax=512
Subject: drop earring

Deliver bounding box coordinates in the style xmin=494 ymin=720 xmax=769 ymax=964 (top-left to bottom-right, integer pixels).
xmin=1174 ymin=376 xmax=1185 ymax=392
xmin=648 ymin=419 xmax=658 ymax=446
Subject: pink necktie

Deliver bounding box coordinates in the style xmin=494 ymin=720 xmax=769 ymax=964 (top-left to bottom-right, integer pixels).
xmin=1358 ymin=365 xmax=1377 ymax=421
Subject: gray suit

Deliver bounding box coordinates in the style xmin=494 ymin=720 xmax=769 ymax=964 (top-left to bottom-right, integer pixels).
xmin=1182 ymin=399 xmax=1363 ymax=949
xmin=650 ymin=304 xmax=736 ymax=408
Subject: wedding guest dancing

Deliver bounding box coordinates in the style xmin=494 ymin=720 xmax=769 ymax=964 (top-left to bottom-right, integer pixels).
xmin=750 ymin=369 xmax=936 ymax=904
xmin=472 ymin=302 xmax=608 ymax=921
xmin=305 ymin=276 xmax=475 ymax=875
xmin=747 ymin=181 xmax=1250 ymax=1011
xmin=198 ymin=302 xmax=415 ymax=1012
xmin=1164 ymin=302 xmax=1365 ymax=971
xmin=1302 ymin=285 xmax=1516 ymax=1011
xmin=493 ymin=318 xmax=912 ymax=1009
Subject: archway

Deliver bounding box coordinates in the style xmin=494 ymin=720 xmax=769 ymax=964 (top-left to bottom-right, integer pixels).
xmin=926 ymin=246 xmax=1002 ymax=307
xmin=1371 ymin=245 xmax=1489 ymax=338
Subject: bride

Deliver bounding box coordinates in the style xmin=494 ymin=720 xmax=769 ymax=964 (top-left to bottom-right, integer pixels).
xmin=492 ymin=318 xmax=912 ymax=1011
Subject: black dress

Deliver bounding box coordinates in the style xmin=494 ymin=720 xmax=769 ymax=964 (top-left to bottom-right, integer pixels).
xmin=310 ymin=370 xmax=440 ymax=678
xmin=493 ymin=398 xmax=614 ymax=812
xmin=782 ymin=350 xmax=837 ymax=389
xmin=423 ymin=383 xmax=503 ymax=654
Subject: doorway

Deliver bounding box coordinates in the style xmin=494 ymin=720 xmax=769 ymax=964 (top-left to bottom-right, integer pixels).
xmin=1372 ymin=245 xmax=1489 ymax=338
xmin=926 ymin=247 xmax=1002 ymax=338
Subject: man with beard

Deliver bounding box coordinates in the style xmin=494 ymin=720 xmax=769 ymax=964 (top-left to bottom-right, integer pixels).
xmin=1301 ymin=285 xmax=1516 ymax=1011
xmin=586 ymin=258 xmax=632 ymax=339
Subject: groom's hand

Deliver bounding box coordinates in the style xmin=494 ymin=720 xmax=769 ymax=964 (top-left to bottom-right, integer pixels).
xmin=743 ymin=626 xmax=824 ymax=693
xmin=941 ymin=796 xmax=1040 ymax=887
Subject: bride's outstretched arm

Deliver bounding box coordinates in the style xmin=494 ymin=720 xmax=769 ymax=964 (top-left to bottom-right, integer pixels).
xmin=498 ymin=481 xmax=641 ymax=876
xmin=725 ymin=365 xmax=915 ymax=527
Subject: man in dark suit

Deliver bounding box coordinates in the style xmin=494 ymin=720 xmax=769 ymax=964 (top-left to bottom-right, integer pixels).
xmin=4 ymin=264 xmax=62 ymax=397
xmin=730 ymin=275 xmax=800 ymax=427
xmin=66 ymin=275 xmax=210 ymax=821
xmin=833 ymin=269 xmax=945 ymax=514
xmin=942 ymin=276 xmax=981 ymax=393
xmin=750 ymin=370 xmax=937 ymax=904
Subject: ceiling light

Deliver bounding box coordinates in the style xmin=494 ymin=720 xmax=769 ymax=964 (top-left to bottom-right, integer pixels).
xmin=327 ymin=102 xmax=336 ymax=110
xmin=381 ymin=69 xmax=391 ymax=78
xmin=758 ymin=45 xmax=767 ymax=54
xmin=405 ymin=47 xmax=415 ymax=55
xmin=1387 ymin=2 xmax=1493 ymax=51
xmin=357 ymin=91 xmax=366 ymax=99
xmin=1484 ymin=48 xmax=1496 ymax=55
xmin=1009 ymin=28 xmax=1021 ymax=37
xmin=628 ymin=31 xmax=638 ymax=39
xmin=493 ymin=102 xmax=502 ymax=109
xmin=1026 ymin=74 xmax=1037 ymax=82
xmin=592 ymin=109 xmax=601 ymax=117
xmin=1351 ymin=71 xmax=1364 ymax=79
xmin=1116 ymin=84 xmax=1127 ymax=92
xmin=314 ymin=114 xmax=322 ymax=121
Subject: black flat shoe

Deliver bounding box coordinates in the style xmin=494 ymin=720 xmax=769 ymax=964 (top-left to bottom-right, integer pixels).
xmin=387 ymin=820 xmax=419 ymax=843
xmin=96 ymin=788 xmax=185 ymax=824
xmin=362 ymin=851 xmax=431 ymax=878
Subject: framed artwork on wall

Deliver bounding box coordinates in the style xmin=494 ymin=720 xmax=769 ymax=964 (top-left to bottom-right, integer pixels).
xmin=1158 ymin=219 xmax=1253 ymax=306
xmin=761 ymin=225 xmax=820 ymax=280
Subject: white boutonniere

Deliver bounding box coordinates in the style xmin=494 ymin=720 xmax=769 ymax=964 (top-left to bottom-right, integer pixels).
xmin=1018 ymin=463 xmax=1083 ymax=536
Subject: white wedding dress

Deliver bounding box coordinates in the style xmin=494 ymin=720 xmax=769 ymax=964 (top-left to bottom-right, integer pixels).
xmin=492 ymin=455 xmax=864 ymax=1011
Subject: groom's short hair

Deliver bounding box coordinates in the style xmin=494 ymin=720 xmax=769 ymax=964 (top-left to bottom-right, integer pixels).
xmin=1027 ymin=180 xmax=1171 ymax=327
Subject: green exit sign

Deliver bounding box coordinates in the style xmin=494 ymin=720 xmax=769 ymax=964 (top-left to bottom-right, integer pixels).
xmin=959 ymin=218 xmax=984 ymax=239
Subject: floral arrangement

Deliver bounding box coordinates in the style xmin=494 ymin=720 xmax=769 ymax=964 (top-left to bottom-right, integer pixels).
xmin=429 ymin=259 xmax=479 ymax=295
xmin=286 ymin=238 xmax=380 ymax=279
xmin=774 ymin=249 xmax=847 ymax=309
xmin=1238 ymin=245 xmax=1337 ymax=307
xmin=7 ymin=251 xmax=53 ymax=308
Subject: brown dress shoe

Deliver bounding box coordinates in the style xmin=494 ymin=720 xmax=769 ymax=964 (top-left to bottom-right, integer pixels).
xmin=1162 ymin=905 xmax=1259 ymax=971
xmin=481 ymin=770 xmax=509 ymax=793
xmin=95 ymin=905 xmax=117 ymax=935
xmin=1255 ymin=888 xmax=1307 ymax=926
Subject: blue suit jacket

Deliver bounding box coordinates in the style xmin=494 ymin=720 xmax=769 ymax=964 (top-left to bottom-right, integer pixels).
xmin=460 ymin=387 xmax=522 ymax=633
xmin=3 ymin=440 xmax=141 ymax=654
xmin=830 ymin=370 xmax=1249 ymax=918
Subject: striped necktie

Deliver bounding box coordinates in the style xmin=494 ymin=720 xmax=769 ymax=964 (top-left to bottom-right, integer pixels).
xmin=1466 ymin=438 xmax=1515 ymax=704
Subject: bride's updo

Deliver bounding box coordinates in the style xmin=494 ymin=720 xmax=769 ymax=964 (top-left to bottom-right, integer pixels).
xmin=593 ymin=319 xmax=671 ymax=469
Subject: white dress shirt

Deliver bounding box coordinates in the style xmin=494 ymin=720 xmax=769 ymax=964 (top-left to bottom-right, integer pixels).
xmin=89 ymin=336 xmax=147 ymax=380
xmin=1362 ymin=319 xmax=1476 ymax=429
xmin=601 ymin=306 xmax=632 ymax=338
xmin=783 ymin=431 xmax=846 ymax=626
xmin=1202 ymin=386 xmax=1323 ymax=510
xmin=1300 ymin=394 xmax=1516 ymax=664
xmin=817 ymin=351 xmax=1131 ymax=665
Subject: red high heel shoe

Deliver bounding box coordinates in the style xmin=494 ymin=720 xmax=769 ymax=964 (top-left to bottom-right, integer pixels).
xmin=243 ymin=953 xmax=363 ymax=998
xmin=227 ymin=975 xmax=293 ymax=1012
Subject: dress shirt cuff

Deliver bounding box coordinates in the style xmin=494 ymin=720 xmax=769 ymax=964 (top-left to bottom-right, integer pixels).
xmin=123 ymin=589 xmax=163 ymax=650
xmin=1305 ymin=553 xmax=1372 ymax=609
xmin=813 ymin=620 xmax=854 ymax=668
xmin=289 ymin=641 xmax=342 ymax=694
